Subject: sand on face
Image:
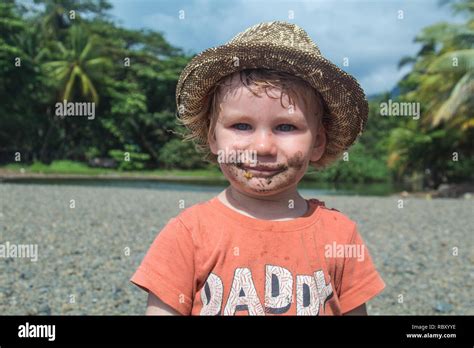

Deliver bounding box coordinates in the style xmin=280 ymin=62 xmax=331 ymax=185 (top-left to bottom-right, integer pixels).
xmin=0 ymin=183 xmax=471 ymax=315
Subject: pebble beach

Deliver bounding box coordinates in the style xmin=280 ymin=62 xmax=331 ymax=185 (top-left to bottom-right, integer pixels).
xmin=0 ymin=182 xmax=472 ymax=315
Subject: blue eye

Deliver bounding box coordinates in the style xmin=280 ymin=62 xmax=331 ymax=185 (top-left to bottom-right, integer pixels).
xmin=277 ymin=124 xmax=296 ymax=132
xmin=232 ymin=123 xmax=251 ymax=131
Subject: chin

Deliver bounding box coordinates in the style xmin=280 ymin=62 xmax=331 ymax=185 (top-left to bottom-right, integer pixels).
xmin=242 ymin=185 xmax=287 ymax=196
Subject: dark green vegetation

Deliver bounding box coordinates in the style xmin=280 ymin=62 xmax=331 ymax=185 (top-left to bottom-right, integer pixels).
xmin=1 ymin=0 xmax=472 ymax=188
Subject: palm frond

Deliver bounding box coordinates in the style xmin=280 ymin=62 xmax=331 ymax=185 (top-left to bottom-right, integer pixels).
xmin=432 ymin=71 xmax=474 ymax=126
xmin=428 ymin=49 xmax=474 ymax=73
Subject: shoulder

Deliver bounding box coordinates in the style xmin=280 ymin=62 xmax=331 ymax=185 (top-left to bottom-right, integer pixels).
xmin=167 ymin=198 xmax=218 ymax=244
xmin=310 ymin=199 xmax=357 ymax=243
xmin=166 ymin=199 xmax=223 ymax=267
xmin=173 ymin=199 xmax=212 ymax=227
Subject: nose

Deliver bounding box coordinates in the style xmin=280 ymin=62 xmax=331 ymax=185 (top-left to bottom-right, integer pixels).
xmin=250 ymin=128 xmax=277 ymax=157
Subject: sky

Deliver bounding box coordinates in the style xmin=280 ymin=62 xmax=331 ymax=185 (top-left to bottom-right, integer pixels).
xmin=107 ymin=0 xmax=460 ymax=95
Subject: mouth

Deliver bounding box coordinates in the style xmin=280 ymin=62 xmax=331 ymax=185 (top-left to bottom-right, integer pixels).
xmin=240 ymin=165 xmax=286 ymax=178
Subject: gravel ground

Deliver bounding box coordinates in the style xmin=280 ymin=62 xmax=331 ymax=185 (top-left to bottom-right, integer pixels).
xmin=0 ymin=182 xmax=472 ymax=315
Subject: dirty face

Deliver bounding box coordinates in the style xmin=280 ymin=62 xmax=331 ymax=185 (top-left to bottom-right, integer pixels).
xmin=208 ymin=73 xmax=326 ymax=197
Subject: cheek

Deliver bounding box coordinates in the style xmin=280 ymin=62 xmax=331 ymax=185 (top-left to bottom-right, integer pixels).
xmin=215 ymin=128 xmax=247 ymax=149
xmin=282 ymin=134 xmax=314 ymax=153
xmin=287 ymin=150 xmax=307 ymax=171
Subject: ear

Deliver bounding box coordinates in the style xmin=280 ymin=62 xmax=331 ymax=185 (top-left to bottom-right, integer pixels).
xmin=310 ymin=125 xmax=326 ymax=162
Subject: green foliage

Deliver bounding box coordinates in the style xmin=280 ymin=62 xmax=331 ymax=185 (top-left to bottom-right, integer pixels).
xmin=42 ymin=25 xmax=113 ymax=104
xmin=158 ymin=139 xmax=207 ymax=170
xmin=108 ymin=145 xmax=150 ymax=171
xmin=390 ymin=0 xmax=474 ymax=187
xmin=0 ymin=0 xmax=196 ymax=167
xmin=84 ymin=146 xmax=100 ymax=161
xmin=388 ymin=125 xmax=474 ymax=185
xmin=1 ymin=0 xmax=472 ymax=188
xmin=305 ymin=142 xmax=389 ymax=183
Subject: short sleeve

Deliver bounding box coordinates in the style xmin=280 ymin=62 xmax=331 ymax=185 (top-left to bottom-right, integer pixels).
xmin=338 ymin=225 xmax=385 ymax=314
xmin=130 ymin=217 xmax=195 ymax=315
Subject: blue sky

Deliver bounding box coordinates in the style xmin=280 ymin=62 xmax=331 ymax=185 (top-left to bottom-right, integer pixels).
xmin=107 ymin=0 xmax=458 ymax=95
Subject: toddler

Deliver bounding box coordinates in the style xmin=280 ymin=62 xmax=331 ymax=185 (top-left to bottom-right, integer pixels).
xmin=130 ymin=21 xmax=385 ymax=316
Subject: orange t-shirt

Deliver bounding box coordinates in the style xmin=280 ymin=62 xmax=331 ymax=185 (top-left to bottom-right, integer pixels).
xmin=130 ymin=196 xmax=385 ymax=315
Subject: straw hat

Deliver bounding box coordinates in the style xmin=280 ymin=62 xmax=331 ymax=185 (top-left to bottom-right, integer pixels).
xmin=176 ymin=21 xmax=369 ymax=168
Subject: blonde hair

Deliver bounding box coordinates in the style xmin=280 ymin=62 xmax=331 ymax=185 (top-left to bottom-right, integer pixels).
xmin=178 ymin=68 xmax=330 ymax=169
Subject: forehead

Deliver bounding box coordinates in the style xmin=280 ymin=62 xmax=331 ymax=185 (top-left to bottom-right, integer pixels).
xmin=217 ymin=73 xmax=312 ymax=116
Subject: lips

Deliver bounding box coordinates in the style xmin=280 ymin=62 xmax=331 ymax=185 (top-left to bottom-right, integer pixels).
xmin=241 ymin=165 xmax=285 ymax=177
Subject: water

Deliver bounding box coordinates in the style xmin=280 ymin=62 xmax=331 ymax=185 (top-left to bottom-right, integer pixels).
xmin=0 ymin=177 xmax=401 ymax=196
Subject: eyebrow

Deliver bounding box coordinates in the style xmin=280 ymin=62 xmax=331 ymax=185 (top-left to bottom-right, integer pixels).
xmin=222 ymin=112 xmax=305 ymax=121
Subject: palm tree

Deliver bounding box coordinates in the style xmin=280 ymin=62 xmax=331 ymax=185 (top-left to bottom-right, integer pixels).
xmin=39 ymin=24 xmax=112 ymax=161
xmin=43 ymin=25 xmax=111 ymax=104
xmin=398 ymin=15 xmax=474 ymax=131
xmin=388 ymin=0 xmax=474 ymax=187
xmin=427 ymin=48 xmax=474 ymax=128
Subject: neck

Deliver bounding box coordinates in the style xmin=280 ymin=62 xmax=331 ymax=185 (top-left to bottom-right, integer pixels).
xmin=223 ymin=185 xmax=308 ymax=220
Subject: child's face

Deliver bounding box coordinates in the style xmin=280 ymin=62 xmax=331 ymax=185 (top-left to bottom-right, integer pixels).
xmin=208 ymin=74 xmax=326 ymax=197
